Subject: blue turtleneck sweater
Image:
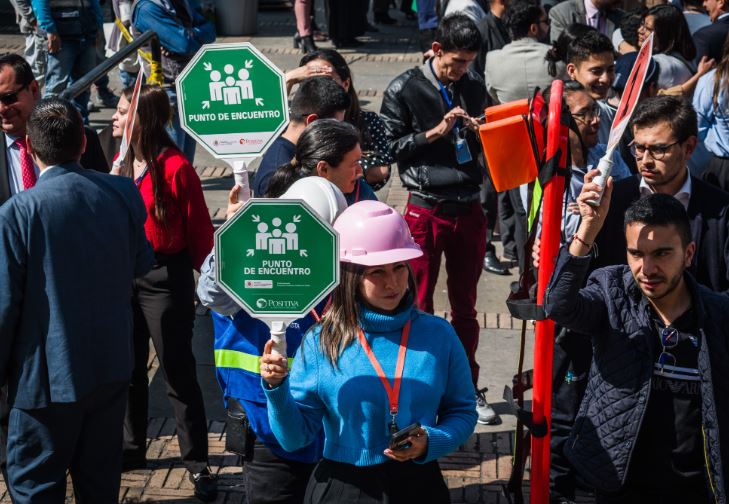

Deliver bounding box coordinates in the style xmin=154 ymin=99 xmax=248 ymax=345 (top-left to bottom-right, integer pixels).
xmin=263 ymin=303 xmax=477 ymax=466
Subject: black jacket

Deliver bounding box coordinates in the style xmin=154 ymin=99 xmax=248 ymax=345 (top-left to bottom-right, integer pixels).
xmin=545 ymin=248 xmax=729 ymax=500
xmin=473 ymin=12 xmax=510 ymax=78
xmin=593 ymin=174 xmax=729 ymax=293
xmin=693 ymin=16 xmax=729 ymax=66
xmin=380 ymin=64 xmax=489 ymax=203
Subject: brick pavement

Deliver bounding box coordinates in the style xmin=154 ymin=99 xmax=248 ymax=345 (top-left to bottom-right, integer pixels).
xmin=0 ymin=419 xmax=528 ymax=503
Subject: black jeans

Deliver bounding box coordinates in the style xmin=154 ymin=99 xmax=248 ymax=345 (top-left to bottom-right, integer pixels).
xmin=123 ymin=251 xmax=209 ymax=474
xmin=244 ymin=441 xmax=317 ymax=504
xmin=305 ymin=458 xmax=450 ymax=503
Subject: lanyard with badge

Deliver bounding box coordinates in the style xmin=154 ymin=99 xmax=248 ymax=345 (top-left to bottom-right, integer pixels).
xmin=428 ymin=60 xmax=472 ymax=165
xmin=357 ymin=320 xmax=411 ymax=438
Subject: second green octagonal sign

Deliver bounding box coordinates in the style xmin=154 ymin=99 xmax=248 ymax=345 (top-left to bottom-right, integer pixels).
xmin=215 ymin=199 xmax=340 ymax=317
xmin=176 ymin=43 xmax=289 ymax=158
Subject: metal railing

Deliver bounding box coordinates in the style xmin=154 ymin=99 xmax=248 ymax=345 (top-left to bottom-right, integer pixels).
xmin=61 ymin=29 xmax=161 ymax=100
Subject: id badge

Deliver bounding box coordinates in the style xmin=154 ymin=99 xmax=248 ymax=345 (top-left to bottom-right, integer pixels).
xmin=455 ymin=137 xmax=472 ymax=165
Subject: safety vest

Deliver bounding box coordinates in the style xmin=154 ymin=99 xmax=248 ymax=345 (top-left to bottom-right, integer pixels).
xmin=212 ymin=305 xmax=326 ymax=463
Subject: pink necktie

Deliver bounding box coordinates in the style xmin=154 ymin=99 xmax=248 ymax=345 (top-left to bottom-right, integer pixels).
xmin=15 ymin=138 xmax=36 ymax=190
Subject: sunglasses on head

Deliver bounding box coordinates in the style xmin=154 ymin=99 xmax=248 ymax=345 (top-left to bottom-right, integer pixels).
xmin=0 ymin=83 xmax=29 ymax=106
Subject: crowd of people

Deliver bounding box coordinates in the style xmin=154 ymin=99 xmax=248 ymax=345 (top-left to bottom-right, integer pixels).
xmin=1 ymin=0 xmax=729 ymax=502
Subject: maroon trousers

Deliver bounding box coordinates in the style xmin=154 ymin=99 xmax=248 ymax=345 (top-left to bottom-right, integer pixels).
xmin=404 ymin=199 xmax=487 ymax=386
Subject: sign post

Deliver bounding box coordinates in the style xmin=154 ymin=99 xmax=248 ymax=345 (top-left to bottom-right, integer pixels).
xmin=214 ymin=199 xmax=339 ymax=355
xmin=176 ymin=42 xmax=290 ymax=198
xmin=587 ymin=33 xmax=654 ymax=206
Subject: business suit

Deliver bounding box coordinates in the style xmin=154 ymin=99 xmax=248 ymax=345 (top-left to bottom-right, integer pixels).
xmin=484 ymin=37 xmax=558 ymax=104
xmin=0 ymin=127 xmax=109 ymax=205
xmin=0 ymin=162 xmax=154 ymax=502
xmin=693 ymin=15 xmax=729 ymax=65
xmin=549 ymin=0 xmax=623 ymax=42
xmin=0 ymin=126 xmax=110 ymax=499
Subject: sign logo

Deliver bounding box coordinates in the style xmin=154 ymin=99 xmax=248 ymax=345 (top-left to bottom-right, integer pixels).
xmin=256 ymin=298 xmax=268 ymax=309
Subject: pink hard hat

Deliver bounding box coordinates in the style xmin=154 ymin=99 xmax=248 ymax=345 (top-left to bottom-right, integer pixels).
xmin=334 ymin=200 xmax=423 ymax=266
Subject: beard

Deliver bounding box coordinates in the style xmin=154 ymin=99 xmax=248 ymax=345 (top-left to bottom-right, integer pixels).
xmin=638 ymin=269 xmax=683 ymax=301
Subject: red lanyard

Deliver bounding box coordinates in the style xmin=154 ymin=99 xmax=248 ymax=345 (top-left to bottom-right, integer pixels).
xmin=357 ymin=320 xmax=411 ymax=417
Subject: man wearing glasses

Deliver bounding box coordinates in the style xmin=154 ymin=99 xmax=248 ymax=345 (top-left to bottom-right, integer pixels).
xmin=0 ymin=53 xmax=109 ymax=206
xmin=544 ymin=188 xmax=728 ymax=502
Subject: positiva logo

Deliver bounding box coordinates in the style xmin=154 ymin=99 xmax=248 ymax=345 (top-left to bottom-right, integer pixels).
xmin=256 ymin=298 xmax=268 ymax=309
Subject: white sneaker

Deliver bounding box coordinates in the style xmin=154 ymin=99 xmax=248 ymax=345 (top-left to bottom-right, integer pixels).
xmin=476 ymin=388 xmax=499 ymax=425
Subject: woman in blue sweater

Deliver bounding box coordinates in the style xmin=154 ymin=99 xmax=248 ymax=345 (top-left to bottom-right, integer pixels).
xmin=261 ymin=200 xmax=477 ymax=503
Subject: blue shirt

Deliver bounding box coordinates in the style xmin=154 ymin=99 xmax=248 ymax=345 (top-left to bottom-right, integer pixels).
xmin=253 ymin=136 xmax=295 ymax=197
xmin=132 ymin=0 xmax=215 ymax=57
xmin=694 ymin=69 xmax=729 ymax=158
xmin=264 ymin=303 xmax=477 ymax=466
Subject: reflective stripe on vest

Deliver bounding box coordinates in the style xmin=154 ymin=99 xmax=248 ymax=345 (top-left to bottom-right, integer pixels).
xmin=214 ymin=349 xmax=294 ymax=374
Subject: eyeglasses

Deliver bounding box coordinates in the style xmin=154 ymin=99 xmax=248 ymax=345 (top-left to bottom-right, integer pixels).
xmin=657 ymin=327 xmax=678 ymax=370
xmin=572 ymin=104 xmax=600 ymax=124
xmin=629 ymin=140 xmax=680 ymax=160
xmin=0 ymin=83 xmax=29 ymax=106
xmin=539 ymin=18 xmax=551 ymax=26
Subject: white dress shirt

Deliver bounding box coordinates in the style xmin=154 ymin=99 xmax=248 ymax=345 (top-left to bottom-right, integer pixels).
xmin=639 ymin=171 xmax=692 ymax=210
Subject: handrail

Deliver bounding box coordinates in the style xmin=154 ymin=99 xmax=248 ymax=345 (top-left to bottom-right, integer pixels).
xmin=60 ymin=30 xmax=161 ymax=100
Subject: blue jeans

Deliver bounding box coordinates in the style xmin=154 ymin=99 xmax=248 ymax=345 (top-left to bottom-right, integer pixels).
xmin=165 ymin=87 xmax=197 ymax=163
xmin=45 ymin=37 xmax=96 ymax=122
xmin=416 ymin=0 xmax=438 ymax=30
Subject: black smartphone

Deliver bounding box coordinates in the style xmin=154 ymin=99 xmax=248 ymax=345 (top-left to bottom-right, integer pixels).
xmin=389 ymin=422 xmax=422 ymax=451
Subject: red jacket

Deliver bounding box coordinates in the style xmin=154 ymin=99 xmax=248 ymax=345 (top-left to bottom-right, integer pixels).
xmin=121 ymin=148 xmax=213 ymax=271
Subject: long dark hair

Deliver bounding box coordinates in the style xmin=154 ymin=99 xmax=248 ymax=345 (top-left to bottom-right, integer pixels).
xmin=317 ymin=262 xmax=418 ymax=367
xmin=265 ymin=119 xmax=360 ymax=198
xmin=120 ymin=85 xmax=176 ymax=224
xmin=299 ymin=49 xmax=363 ymax=131
xmin=645 ymin=5 xmax=696 ymax=61
xmin=545 ymin=23 xmax=596 ymax=77
xmin=713 ymin=34 xmax=729 ymax=112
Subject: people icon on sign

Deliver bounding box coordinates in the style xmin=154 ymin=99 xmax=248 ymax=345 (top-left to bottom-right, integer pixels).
xmin=209 ymin=70 xmax=224 ymax=101
xmin=256 ymin=222 xmax=271 ymax=249
xmin=207 ymin=63 xmax=255 ymax=105
xmin=254 ymin=216 xmax=300 ymax=255
xmin=283 ymin=223 xmax=298 ymax=250
xmin=237 ymin=68 xmax=253 ymax=100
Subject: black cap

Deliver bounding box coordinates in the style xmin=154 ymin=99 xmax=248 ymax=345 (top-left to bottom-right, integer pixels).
xmin=613 ymin=51 xmax=659 ymax=95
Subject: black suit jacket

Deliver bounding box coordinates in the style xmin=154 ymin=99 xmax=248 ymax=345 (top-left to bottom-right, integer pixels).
xmin=693 ymin=16 xmax=729 ymax=65
xmin=593 ymin=174 xmax=729 ymax=293
xmin=0 ymin=127 xmax=110 ymax=206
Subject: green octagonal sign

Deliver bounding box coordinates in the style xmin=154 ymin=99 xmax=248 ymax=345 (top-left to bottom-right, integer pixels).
xmin=176 ymin=42 xmax=289 ymax=158
xmin=215 ymin=199 xmax=339 ymax=317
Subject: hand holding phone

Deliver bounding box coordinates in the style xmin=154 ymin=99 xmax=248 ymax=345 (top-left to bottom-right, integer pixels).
xmin=383 ymin=423 xmax=428 ymax=462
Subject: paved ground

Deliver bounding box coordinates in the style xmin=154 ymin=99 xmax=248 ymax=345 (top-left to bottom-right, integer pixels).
xmin=0 ymin=5 xmax=584 ymax=502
